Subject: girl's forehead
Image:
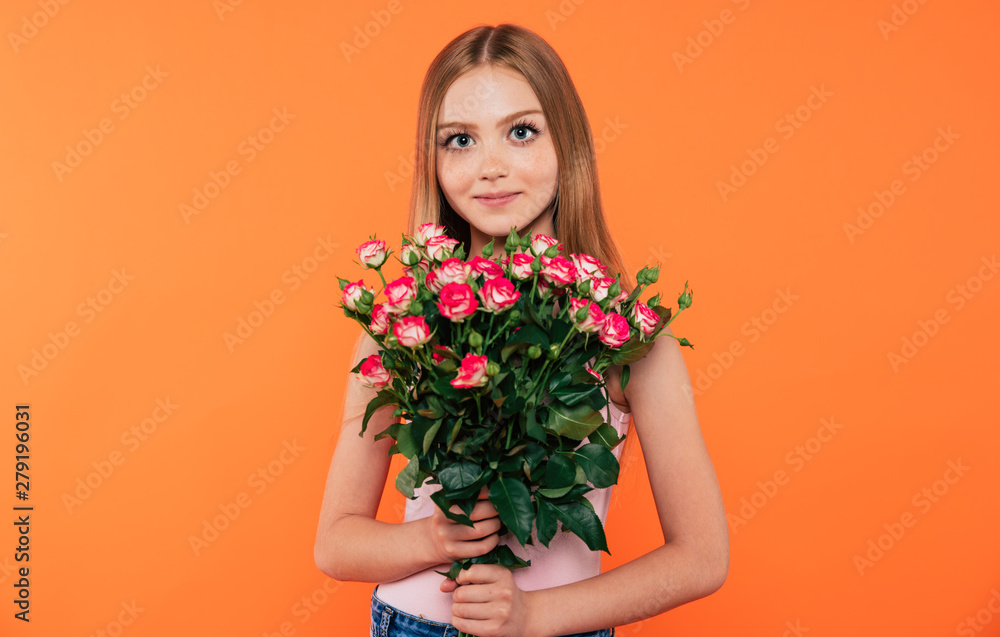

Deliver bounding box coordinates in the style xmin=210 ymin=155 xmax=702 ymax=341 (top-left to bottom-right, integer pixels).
xmin=438 ymin=67 xmax=541 ymax=123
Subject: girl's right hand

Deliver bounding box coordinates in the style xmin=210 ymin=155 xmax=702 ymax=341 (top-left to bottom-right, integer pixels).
xmin=427 ymin=486 xmax=501 ymax=563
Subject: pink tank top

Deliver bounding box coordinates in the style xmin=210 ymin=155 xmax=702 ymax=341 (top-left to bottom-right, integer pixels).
xmin=374 ymin=399 xmax=631 ymax=623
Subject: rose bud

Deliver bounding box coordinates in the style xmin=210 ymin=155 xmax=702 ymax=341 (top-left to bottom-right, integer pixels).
xmin=425 ymin=235 xmax=460 ymax=262
xmin=342 ymin=279 xmax=373 ymax=312
xmin=451 ymin=353 xmax=489 ymax=388
xmin=540 ymin=255 xmax=577 ymax=287
xmin=384 ymin=276 xmax=418 ymax=314
xmin=599 ymin=311 xmax=631 ymax=347
xmin=391 ymin=315 xmax=432 ymax=348
xmin=468 ymin=256 xmax=503 ymax=280
xmin=369 ymin=303 xmax=390 ymax=335
xmin=356 ymin=239 xmax=388 ymax=268
xmin=436 ymin=282 xmax=479 ymax=322
xmin=413 ymin=223 xmax=448 ymax=246
xmin=355 ymin=354 xmax=390 ymax=389
xmin=424 ymin=268 xmax=444 ymax=293
xmin=400 ymin=244 xmax=423 ymax=266
xmin=585 ymin=363 xmax=603 ymax=382
xmin=477 ymin=276 xmax=521 ymax=312
xmin=630 ymin=301 xmax=660 ymax=340
xmin=569 ymin=296 xmax=605 ymax=333
xmin=530 ymin=233 xmax=561 ymax=256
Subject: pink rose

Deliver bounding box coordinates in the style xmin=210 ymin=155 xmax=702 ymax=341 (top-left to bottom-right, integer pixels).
xmin=536 ymin=278 xmax=553 ymax=299
xmin=540 ymin=255 xmax=577 ymax=287
xmin=588 ymin=276 xmax=615 ymax=303
xmin=355 ymin=354 xmax=390 ymax=389
xmin=436 ymin=282 xmax=479 ymax=322
xmin=392 ymin=315 xmax=431 ymax=348
xmin=437 ymin=258 xmax=472 ymax=286
xmin=413 ymin=223 xmax=448 ymax=246
xmin=630 ymin=301 xmax=660 ymax=340
xmin=569 ymin=296 xmax=605 ymax=333
xmin=451 ymin=353 xmax=489 ymax=388
xmin=505 ymin=252 xmax=535 ymax=280
xmin=342 ymin=279 xmax=372 ymax=312
xmin=400 ymin=244 xmax=423 ymax=266
xmin=356 ymin=239 xmax=388 ymax=268
xmin=477 ymin=277 xmax=521 ymax=312
xmin=469 ymin=256 xmax=503 ymax=280
xmin=424 ymin=269 xmax=444 ymax=293
xmin=432 ymin=344 xmax=456 ymax=364
xmin=530 ymin=234 xmax=561 ymax=256
xmin=369 ymin=303 xmax=390 ymax=334
xmin=384 ymin=276 xmax=417 ymax=314
xmin=571 ymin=253 xmax=608 ymax=281
xmin=599 ymin=311 xmax=631 ymax=347
xmin=425 ymin=235 xmax=460 ymax=261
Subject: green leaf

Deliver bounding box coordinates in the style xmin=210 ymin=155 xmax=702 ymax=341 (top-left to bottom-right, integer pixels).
xmin=535 ymin=484 xmax=575 ymax=499
xmin=489 ymin=477 xmax=535 ymax=547
xmin=422 ymin=419 xmax=443 ymax=454
xmin=542 ymin=453 xmax=576 ymax=489
xmin=620 ymin=364 xmax=631 ymax=393
xmin=430 ymin=489 xmax=475 ymax=527
xmin=535 ymin=498 xmax=559 ymax=547
xmin=554 ymin=501 xmax=610 ymax=553
xmin=550 ymin=383 xmax=600 ymax=407
xmin=394 ymin=422 xmax=419 ymax=459
xmin=439 ymin=461 xmax=482 ymax=497
xmin=546 ymin=402 xmax=605 ymax=440
xmin=361 ymin=390 xmax=397 ymax=436
xmin=574 ymin=443 xmax=620 ymax=488
xmin=526 ymin=406 xmax=546 ymax=442
xmin=471 ymin=544 xmax=531 ymax=570
xmin=395 ymin=456 xmax=421 ymax=498
xmin=588 ymin=422 xmax=625 ymax=451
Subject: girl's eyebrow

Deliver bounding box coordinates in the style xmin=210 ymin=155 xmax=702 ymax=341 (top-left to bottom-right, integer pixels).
xmin=438 ymin=109 xmax=543 ymax=131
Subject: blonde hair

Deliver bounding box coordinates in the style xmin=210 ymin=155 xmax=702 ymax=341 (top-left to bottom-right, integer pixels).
xmin=407 ymin=23 xmax=633 ymax=294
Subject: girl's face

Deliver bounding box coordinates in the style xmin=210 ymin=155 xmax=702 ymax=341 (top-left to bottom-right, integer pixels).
xmin=435 ymin=65 xmax=559 ymax=254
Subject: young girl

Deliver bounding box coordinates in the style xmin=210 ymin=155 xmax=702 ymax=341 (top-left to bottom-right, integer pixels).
xmin=315 ymin=23 xmax=729 ymax=637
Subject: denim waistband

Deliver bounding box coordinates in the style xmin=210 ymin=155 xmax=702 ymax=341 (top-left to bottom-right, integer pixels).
xmin=370 ymin=585 xmax=614 ymax=637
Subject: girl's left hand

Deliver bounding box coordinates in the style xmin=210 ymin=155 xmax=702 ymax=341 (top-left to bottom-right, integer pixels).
xmin=441 ymin=563 xmax=537 ymax=637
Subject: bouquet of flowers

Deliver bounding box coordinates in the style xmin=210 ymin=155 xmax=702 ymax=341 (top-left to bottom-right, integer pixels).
xmin=338 ymin=224 xmax=693 ymax=588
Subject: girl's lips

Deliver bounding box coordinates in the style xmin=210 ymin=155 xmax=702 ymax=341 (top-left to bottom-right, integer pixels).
xmin=475 ymin=193 xmax=520 ymax=207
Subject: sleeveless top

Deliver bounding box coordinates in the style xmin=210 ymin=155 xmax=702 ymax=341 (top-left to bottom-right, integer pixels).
xmin=374 ymin=399 xmax=632 ymax=623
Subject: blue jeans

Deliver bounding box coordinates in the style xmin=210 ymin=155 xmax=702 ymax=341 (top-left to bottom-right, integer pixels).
xmin=371 ymin=585 xmax=614 ymax=637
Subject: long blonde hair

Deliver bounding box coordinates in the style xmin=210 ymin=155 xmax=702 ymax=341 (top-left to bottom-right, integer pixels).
xmin=407 ymin=23 xmax=633 ymax=294
xmin=407 ymin=23 xmax=642 ymax=488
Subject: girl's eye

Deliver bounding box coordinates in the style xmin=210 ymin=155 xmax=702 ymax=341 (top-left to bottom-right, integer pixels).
xmin=510 ymin=121 xmax=541 ymax=143
xmin=452 ymin=134 xmax=472 ymax=148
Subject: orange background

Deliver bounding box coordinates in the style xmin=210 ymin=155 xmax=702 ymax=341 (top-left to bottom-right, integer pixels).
xmin=2 ymin=0 xmax=999 ymax=635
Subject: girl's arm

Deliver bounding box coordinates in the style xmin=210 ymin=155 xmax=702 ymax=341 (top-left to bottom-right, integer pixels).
xmin=314 ymin=333 xmax=501 ymax=583
xmin=448 ymin=325 xmax=730 ymax=637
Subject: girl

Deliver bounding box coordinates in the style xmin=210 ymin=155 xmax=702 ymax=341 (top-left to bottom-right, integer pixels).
xmin=315 ymin=23 xmax=729 ymax=637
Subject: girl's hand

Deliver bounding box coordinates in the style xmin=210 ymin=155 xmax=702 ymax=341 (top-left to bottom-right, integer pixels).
xmin=441 ymin=563 xmax=538 ymax=637
xmin=428 ymin=486 xmax=501 ymax=563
